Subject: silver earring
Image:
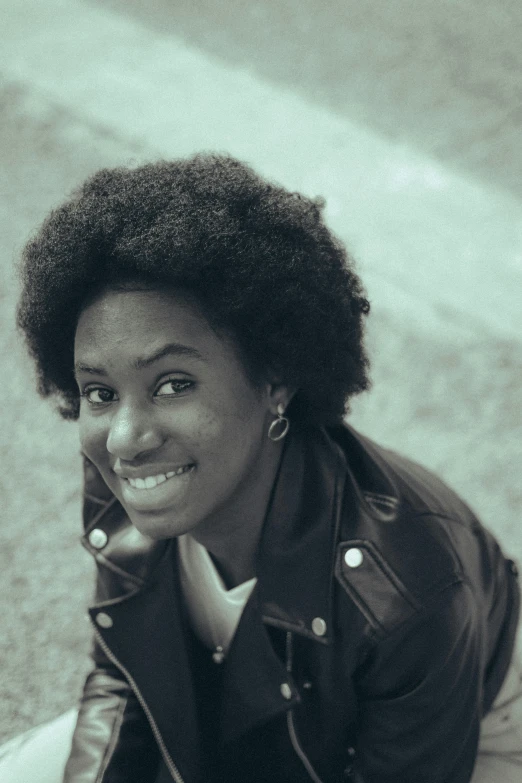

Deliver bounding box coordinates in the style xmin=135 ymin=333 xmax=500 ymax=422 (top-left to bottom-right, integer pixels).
xmin=268 ymin=403 xmax=290 ymax=441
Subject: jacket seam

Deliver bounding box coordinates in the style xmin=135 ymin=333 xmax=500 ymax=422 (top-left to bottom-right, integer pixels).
xmin=84 ymin=496 xmax=119 ymax=531
xmin=327 ymin=446 xmax=346 ymax=640
xmin=336 ymin=538 xmax=421 ymax=637
xmin=262 ymin=614 xmax=331 ymax=644
xmin=410 ymin=510 xmax=476 ymax=528
xmin=89 ymin=586 xmax=144 ymax=611
xmin=81 ymin=540 xmax=146 ymax=587
xmin=338 ymin=539 xmax=421 ymax=609
xmin=366 ymin=576 xmax=470 ymax=643
xmin=95 ymin=693 xmax=128 ymax=783
xmin=363 ymin=491 xmax=399 ymax=508
xmin=410 ymin=511 xmax=478 ymax=575
xmin=84 ymin=492 xmax=111 ymax=506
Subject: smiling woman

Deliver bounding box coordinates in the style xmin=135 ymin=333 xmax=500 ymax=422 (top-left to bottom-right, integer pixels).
xmin=6 ymin=154 xmax=522 ymax=783
xmin=74 ymin=286 xmax=288 ymax=583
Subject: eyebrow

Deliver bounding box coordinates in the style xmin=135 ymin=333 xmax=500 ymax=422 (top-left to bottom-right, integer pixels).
xmin=74 ymin=342 xmax=203 ymax=377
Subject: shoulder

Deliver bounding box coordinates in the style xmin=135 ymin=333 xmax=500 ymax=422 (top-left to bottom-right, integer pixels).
xmin=330 ymin=422 xmax=479 ymax=523
xmin=81 ymin=455 xmax=167 ymax=590
xmin=327 ymin=424 xmax=495 ymax=640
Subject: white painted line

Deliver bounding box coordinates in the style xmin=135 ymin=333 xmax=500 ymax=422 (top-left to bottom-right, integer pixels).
xmin=1 ymin=0 xmax=520 ymax=338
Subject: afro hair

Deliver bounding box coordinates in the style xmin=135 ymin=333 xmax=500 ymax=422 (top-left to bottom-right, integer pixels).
xmin=17 ymin=153 xmax=371 ymax=425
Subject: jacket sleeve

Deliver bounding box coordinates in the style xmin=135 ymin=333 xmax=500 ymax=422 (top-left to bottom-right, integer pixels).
xmin=352 ymin=581 xmax=483 ymax=783
xmin=62 ymin=638 xmax=160 ymax=783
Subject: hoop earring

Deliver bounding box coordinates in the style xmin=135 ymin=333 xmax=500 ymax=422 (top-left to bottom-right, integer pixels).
xmin=268 ymin=403 xmax=290 ymax=441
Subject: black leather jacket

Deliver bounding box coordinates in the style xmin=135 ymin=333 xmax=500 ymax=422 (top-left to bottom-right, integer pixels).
xmin=63 ymin=423 xmax=520 ymax=783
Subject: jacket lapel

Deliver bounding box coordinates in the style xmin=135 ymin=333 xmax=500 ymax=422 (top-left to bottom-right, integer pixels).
xmin=257 ymin=425 xmax=346 ymax=643
xmin=219 ymin=426 xmax=347 ymax=744
xmin=89 ymin=542 xmax=204 ymax=783
xmin=219 ymin=585 xmax=298 ymax=746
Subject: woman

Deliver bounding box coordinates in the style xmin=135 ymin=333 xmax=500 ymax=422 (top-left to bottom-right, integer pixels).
xmin=4 ymin=154 xmax=521 ymax=782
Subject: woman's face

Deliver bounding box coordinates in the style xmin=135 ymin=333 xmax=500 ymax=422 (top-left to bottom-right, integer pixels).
xmin=74 ymin=287 xmax=287 ymax=542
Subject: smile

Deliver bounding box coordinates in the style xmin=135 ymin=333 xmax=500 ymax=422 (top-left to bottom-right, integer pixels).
xmin=126 ymin=465 xmax=194 ymax=490
xmin=119 ymin=464 xmax=196 ymax=513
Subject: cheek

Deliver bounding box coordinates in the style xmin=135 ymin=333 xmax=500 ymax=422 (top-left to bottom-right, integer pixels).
xmin=78 ymin=415 xmax=108 ymax=465
xmin=171 ymin=401 xmax=250 ymax=462
xmin=189 ymin=395 xmax=267 ymax=463
xmin=178 ymin=409 xmax=229 ymax=456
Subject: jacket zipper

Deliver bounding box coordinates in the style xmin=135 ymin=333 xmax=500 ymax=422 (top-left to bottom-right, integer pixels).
xmin=285 ymin=632 xmax=325 ymax=783
xmin=93 ymin=627 xmax=185 ymax=783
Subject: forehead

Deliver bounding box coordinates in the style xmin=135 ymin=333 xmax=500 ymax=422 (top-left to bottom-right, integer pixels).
xmin=74 ymin=287 xmax=221 ymax=361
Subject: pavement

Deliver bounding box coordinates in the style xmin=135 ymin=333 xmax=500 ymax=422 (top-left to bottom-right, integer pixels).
xmin=0 ymin=0 xmax=521 ymax=743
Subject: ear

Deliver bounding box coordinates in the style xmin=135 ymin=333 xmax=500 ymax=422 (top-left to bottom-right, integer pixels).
xmin=265 ymin=378 xmax=297 ymax=415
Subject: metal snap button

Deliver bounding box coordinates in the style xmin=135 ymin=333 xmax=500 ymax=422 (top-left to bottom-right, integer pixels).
xmin=88 ymin=528 xmax=108 ymax=549
xmin=95 ymin=612 xmax=113 ymax=629
xmin=344 ymin=548 xmax=363 ymax=568
xmin=311 ymin=617 xmax=327 ymax=637
xmin=280 ymin=682 xmax=293 ymax=700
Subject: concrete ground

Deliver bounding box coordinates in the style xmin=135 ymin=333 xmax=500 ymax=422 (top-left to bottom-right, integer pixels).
xmin=0 ymin=0 xmax=521 ymax=744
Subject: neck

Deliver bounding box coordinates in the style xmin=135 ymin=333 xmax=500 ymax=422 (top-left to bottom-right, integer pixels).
xmin=190 ymin=439 xmax=284 ymax=588
xmin=208 ymin=541 xmax=258 ymax=589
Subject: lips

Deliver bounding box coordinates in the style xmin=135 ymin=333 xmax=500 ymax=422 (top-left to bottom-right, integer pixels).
xmin=118 ymin=464 xmax=196 ymax=513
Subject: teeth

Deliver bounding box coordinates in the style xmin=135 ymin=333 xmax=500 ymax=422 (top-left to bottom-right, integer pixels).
xmin=127 ymin=466 xmax=192 ymax=490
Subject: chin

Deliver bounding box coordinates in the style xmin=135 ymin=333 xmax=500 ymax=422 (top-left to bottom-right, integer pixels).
xmin=128 ymin=510 xmax=191 ymax=541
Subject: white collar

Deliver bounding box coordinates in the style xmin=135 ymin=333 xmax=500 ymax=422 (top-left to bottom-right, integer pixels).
xmin=177 ymin=533 xmax=257 ymax=662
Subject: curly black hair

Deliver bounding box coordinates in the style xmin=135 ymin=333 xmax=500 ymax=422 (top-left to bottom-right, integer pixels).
xmin=17 ymin=153 xmax=371 ymax=425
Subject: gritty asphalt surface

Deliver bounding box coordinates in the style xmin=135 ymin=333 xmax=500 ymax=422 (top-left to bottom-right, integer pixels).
xmin=99 ymin=0 xmax=522 ymax=200
xmin=0 ymin=0 xmax=521 ymax=744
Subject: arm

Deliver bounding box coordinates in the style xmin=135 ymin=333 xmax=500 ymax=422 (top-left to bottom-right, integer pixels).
xmin=63 ymin=457 xmax=161 ymax=781
xmin=62 ymin=639 xmax=160 ymax=783
xmin=352 ymin=581 xmax=483 ymax=783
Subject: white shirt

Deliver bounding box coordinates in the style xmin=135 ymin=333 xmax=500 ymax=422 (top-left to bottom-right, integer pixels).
xmin=177 ymin=533 xmax=257 ymax=659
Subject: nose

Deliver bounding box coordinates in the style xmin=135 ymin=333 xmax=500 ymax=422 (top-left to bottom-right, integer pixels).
xmin=106 ymin=401 xmax=165 ymax=461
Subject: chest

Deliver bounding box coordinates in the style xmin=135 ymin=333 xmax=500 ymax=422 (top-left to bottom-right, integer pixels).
xmin=182 ymin=625 xmax=358 ymax=783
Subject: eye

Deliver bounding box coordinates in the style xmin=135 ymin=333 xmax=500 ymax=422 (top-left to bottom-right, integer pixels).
xmin=82 ymin=387 xmax=117 ymax=405
xmin=155 ymin=378 xmax=194 ymax=397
